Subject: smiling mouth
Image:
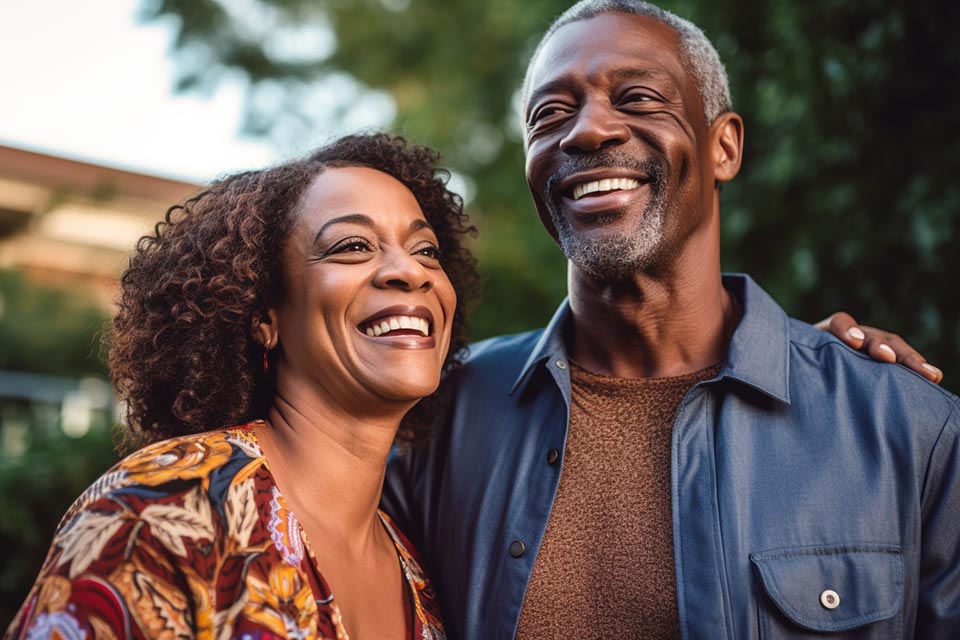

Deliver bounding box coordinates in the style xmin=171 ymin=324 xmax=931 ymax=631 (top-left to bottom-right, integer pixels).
xmin=359 ymin=315 xmax=431 ymax=338
xmin=570 ymin=177 xmax=641 ymax=200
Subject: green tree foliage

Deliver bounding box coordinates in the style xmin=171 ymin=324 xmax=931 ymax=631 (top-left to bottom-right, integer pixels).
xmin=0 ymin=428 xmax=118 ymax=626
xmin=140 ymin=0 xmax=959 ymax=385
xmin=0 ymin=272 xmax=118 ymax=625
xmin=0 ymin=270 xmax=109 ymax=377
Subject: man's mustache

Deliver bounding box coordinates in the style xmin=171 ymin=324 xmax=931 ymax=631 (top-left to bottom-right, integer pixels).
xmin=544 ymin=152 xmax=666 ymax=200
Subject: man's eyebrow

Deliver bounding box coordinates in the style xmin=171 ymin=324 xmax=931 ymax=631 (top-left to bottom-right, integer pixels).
xmin=606 ymin=67 xmax=665 ymax=86
xmin=526 ymin=78 xmax=574 ymax=117
xmin=313 ymin=213 xmax=374 ymax=244
xmin=526 ymin=68 xmax=668 ymax=117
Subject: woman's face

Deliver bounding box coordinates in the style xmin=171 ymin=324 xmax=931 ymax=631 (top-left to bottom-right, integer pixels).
xmin=272 ymin=166 xmax=457 ymax=411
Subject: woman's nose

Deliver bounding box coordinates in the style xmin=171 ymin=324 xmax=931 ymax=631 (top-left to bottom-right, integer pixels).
xmin=372 ymin=248 xmax=434 ymax=292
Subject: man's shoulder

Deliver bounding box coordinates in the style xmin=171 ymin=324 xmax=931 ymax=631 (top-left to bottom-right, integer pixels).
xmin=786 ymin=317 xmax=959 ymax=417
xmin=437 ymin=327 xmax=551 ymax=399
xmin=462 ymin=328 xmax=548 ymax=368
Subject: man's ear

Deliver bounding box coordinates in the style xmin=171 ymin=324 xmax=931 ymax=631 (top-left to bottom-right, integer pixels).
xmin=252 ymin=308 xmax=280 ymax=349
xmin=711 ymin=111 xmax=744 ymax=184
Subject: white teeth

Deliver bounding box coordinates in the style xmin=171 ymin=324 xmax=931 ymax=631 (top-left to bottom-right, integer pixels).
xmin=572 ymin=177 xmax=640 ymax=200
xmin=363 ymin=315 xmax=431 ymax=337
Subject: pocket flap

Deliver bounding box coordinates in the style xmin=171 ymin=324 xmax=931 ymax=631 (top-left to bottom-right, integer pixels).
xmin=750 ymin=544 xmax=902 ymax=632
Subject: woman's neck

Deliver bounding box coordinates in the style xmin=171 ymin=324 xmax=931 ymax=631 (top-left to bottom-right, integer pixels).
xmin=256 ymin=384 xmax=407 ymax=553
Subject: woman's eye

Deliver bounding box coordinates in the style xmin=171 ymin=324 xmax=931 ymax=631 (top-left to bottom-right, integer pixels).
xmin=326 ymin=238 xmax=372 ymax=256
xmin=415 ymin=245 xmax=442 ymax=260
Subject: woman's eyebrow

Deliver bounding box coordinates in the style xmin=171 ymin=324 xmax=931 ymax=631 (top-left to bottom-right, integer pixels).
xmin=313 ymin=213 xmax=374 ymax=244
xmin=409 ymin=218 xmax=432 ymax=233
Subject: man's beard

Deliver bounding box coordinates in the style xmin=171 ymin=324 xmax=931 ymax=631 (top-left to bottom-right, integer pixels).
xmin=544 ymin=153 xmax=667 ymax=280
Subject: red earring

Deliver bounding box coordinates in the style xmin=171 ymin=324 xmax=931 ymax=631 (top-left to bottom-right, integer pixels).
xmin=263 ymin=340 xmax=271 ymax=373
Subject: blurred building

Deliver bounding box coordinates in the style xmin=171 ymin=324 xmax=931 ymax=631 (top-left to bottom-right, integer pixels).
xmin=0 ymin=145 xmax=198 ymax=449
xmin=0 ymin=144 xmax=198 ymax=309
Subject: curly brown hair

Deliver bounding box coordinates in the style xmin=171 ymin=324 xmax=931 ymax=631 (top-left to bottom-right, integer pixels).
xmin=111 ymin=133 xmax=478 ymax=448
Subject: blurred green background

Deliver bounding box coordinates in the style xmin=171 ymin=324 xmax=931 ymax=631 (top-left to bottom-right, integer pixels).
xmin=3 ymin=0 xmax=958 ymax=625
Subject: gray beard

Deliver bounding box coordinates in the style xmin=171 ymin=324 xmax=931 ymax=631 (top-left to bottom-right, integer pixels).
xmin=545 ymin=156 xmax=667 ymax=280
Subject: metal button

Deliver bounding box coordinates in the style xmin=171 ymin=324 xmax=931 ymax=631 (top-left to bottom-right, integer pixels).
xmin=546 ymin=448 xmax=560 ymax=465
xmin=555 ymin=360 xmax=567 ymax=369
xmin=509 ymin=540 xmax=526 ymax=558
xmin=820 ymin=589 xmax=840 ymax=610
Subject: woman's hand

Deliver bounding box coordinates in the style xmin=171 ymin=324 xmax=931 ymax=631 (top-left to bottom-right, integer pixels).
xmin=815 ymin=312 xmax=944 ymax=384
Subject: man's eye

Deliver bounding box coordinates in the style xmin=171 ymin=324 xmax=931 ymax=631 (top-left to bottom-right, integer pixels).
xmin=529 ymin=104 xmax=570 ymax=126
xmin=622 ymin=93 xmax=656 ymax=105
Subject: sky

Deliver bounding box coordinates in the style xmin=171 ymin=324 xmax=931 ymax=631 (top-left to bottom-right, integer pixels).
xmin=0 ymin=0 xmax=281 ymax=183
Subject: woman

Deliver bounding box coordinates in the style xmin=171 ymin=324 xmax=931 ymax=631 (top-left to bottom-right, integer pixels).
xmin=6 ymin=134 xmax=477 ymax=639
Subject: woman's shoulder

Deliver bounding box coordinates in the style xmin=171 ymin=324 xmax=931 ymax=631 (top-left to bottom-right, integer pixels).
xmin=5 ymin=424 xmax=284 ymax=638
xmin=119 ymin=423 xmax=265 ymax=472
xmin=67 ymin=424 xmax=265 ymax=517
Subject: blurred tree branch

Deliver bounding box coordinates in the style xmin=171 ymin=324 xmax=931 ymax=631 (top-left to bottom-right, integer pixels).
xmin=139 ymin=0 xmax=959 ymax=386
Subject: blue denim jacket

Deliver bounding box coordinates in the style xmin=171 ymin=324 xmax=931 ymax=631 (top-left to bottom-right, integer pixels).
xmin=383 ymin=274 xmax=960 ymax=639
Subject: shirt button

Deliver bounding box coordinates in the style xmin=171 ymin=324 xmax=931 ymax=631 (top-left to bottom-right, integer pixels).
xmin=509 ymin=540 xmax=526 ymax=558
xmin=820 ymin=589 xmax=840 ymax=610
xmin=546 ymin=449 xmax=560 ymax=465
xmin=555 ymin=360 xmax=567 ymax=369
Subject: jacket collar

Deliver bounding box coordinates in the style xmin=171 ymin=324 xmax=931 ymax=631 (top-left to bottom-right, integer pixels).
xmin=510 ymin=274 xmax=791 ymax=404
xmin=510 ymin=299 xmax=573 ymax=395
xmin=720 ymin=274 xmax=791 ymax=404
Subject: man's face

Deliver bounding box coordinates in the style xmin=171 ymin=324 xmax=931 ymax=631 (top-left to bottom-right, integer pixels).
xmin=523 ymin=13 xmax=717 ymax=279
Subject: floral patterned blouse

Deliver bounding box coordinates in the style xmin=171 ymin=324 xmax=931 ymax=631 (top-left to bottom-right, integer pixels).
xmin=5 ymin=424 xmax=445 ymax=640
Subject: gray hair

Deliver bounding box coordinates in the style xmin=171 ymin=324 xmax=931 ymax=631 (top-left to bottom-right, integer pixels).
xmin=522 ymin=0 xmax=732 ymax=124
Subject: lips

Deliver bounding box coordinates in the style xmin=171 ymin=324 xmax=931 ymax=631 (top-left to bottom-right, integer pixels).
xmin=358 ymin=305 xmax=434 ymax=339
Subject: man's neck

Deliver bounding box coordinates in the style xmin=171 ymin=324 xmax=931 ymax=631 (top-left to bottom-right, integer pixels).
xmin=567 ymin=243 xmax=733 ymax=380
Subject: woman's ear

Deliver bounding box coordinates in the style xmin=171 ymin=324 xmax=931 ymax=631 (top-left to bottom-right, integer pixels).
xmin=711 ymin=111 xmax=744 ymax=184
xmin=252 ymin=309 xmax=280 ymax=349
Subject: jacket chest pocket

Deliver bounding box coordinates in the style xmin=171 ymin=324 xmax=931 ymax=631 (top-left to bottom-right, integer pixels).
xmin=750 ymin=544 xmax=903 ymax=639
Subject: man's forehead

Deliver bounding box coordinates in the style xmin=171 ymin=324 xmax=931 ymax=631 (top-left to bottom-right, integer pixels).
xmin=526 ymin=12 xmax=686 ymax=97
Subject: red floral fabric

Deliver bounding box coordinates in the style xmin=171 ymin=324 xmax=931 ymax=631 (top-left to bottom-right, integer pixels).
xmin=5 ymin=424 xmax=445 ymax=639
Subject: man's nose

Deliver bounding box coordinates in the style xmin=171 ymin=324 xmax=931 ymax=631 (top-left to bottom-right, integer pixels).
xmin=372 ymin=248 xmax=434 ymax=292
xmin=559 ymin=100 xmax=630 ymax=153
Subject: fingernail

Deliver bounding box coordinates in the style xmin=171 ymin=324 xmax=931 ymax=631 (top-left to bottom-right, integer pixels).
xmin=878 ymin=344 xmax=895 ymax=357
xmin=922 ymin=363 xmax=943 ymax=378
xmin=847 ymin=327 xmax=865 ymax=341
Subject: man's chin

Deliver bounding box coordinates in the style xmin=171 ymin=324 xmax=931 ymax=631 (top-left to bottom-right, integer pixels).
xmin=560 ymin=236 xmax=637 ymax=280
xmin=557 ymin=219 xmax=665 ymax=281
xmin=556 ymin=210 xmax=635 ymax=243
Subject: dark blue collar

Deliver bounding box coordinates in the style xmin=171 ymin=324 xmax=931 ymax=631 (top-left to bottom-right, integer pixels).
xmin=510 ymin=274 xmax=791 ymax=404
xmin=720 ymin=274 xmax=791 ymax=404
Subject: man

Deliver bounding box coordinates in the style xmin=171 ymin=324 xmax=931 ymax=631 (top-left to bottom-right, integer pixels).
xmin=383 ymin=2 xmax=959 ymax=638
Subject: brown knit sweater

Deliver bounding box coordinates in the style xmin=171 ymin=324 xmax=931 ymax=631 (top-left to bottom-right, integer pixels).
xmin=515 ymin=361 xmax=722 ymax=639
